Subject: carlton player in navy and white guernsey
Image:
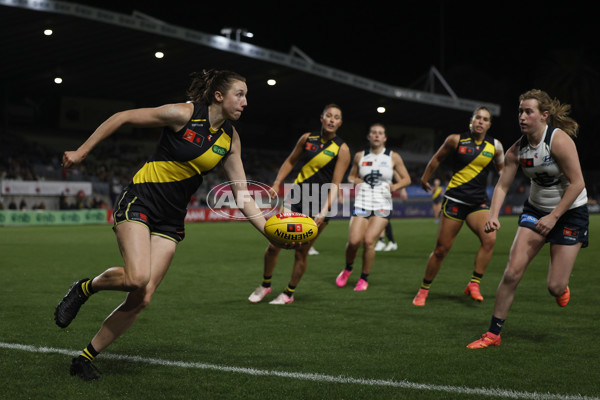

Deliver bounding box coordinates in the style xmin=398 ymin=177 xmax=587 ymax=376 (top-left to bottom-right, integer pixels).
xmin=468 ymin=89 xmax=589 ymax=349
xmin=248 ymin=104 xmax=351 ymax=305
xmin=335 ymin=123 xmax=411 ymax=291
xmin=413 ymin=107 xmax=505 ymax=307
xmin=54 ymin=70 xmax=284 ymax=380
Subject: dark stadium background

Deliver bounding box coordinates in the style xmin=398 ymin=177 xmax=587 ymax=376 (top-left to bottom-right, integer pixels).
xmin=1 ymin=1 xmax=599 ymax=204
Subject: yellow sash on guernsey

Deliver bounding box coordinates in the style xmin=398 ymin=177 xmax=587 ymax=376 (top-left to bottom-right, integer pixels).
xmin=294 ymin=140 xmax=341 ymax=184
xmin=446 ymin=140 xmax=495 ymax=191
xmin=133 ymin=133 xmax=232 ymax=184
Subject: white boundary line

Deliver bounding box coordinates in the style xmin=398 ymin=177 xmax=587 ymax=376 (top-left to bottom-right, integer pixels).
xmin=1 ymin=342 xmax=597 ymax=400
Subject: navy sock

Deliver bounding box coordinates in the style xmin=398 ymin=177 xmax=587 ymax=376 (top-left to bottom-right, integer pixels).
xmin=488 ymin=316 xmax=505 ymax=335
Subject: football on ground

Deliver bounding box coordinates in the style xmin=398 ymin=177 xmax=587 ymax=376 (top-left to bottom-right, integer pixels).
xmin=264 ymin=212 xmax=318 ymax=245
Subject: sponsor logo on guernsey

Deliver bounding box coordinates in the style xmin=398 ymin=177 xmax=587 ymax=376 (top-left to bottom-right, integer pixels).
xmin=482 ymin=151 xmax=493 ymax=157
xmin=183 ymin=129 xmax=204 ymax=147
xmin=361 ymin=161 xmax=373 ymax=166
xmin=519 ymin=158 xmax=534 ymax=168
xmin=305 ymin=142 xmax=317 ymax=151
xmin=212 ymin=145 xmax=227 ymax=155
xmin=541 ymin=155 xmax=555 ymax=166
xmin=458 ymin=146 xmax=473 ymax=154
xmin=323 ymin=150 xmax=335 ymax=157
xmin=274 ymin=228 xmax=314 ymax=241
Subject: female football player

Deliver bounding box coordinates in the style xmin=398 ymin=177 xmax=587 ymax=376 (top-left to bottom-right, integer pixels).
xmin=412 ymin=107 xmax=505 ymax=306
xmin=335 ymin=123 xmax=410 ymax=291
xmin=467 ymin=89 xmax=588 ymax=349
xmin=54 ymin=69 xmax=285 ymax=379
xmin=248 ymin=104 xmax=351 ymax=304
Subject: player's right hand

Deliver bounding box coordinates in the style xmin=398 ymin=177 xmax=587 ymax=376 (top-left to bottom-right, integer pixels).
xmin=268 ymin=183 xmax=280 ymax=199
xmin=61 ymin=150 xmax=84 ymax=168
xmin=484 ymin=218 xmax=500 ymax=233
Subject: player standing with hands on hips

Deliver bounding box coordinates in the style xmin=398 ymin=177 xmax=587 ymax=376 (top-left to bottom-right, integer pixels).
xmin=413 ymin=107 xmax=505 ymax=306
xmin=467 ymin=89 xmax=588 ymax=349
xmin=248 ymin=104 xmax=351 ymax=304
xmin=54 ymin=69 xmax=290 ymax=380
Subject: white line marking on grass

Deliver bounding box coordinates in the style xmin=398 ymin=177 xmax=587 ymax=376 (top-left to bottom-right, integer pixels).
xmin=1 ymin=342 xmax=597 ymax=400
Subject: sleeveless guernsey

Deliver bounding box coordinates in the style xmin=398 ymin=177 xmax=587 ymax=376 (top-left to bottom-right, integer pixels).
xmin=354 ymin=148 xmax=394 ymax=211
xmin=518 ymin=125 xmax=587 ymax=212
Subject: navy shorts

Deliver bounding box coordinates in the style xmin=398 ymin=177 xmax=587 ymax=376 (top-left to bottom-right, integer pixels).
xmin=442 ymin=197 xmax=490 ymax=221
xmin=352 ymin=207 xmax=391 ymax=219
xmin=113 ymin=190 xmax=185 ymax=243
xmin=519 ymin=201 xmax=589 ymax=248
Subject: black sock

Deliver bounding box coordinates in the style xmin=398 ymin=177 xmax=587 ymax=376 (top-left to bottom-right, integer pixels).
xmin=283 ymin=285 xmax=296 ymax=297
xmin=385 ymin=223 xmax=395 ymax=242
xmin=81 ymin=279 xmax=95 ymax=297
xmin=488 ymin=316 xmax=505 ymax=335
xmin=360 ymin=273 xmax=369 ymax=282
xmin=471 ymin=271 xmax=483 ymax=284
xmin=80 ymin=343 xmax=99 ymax=361
xmin=345 ymin=263 xmax=354 ymax=271
xmin=421 ymin=279 xmax=432 ymax=290
xmin=261 ymin=275 xmax=272 ymax=288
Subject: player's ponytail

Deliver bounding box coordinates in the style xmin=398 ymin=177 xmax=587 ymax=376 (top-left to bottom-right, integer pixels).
xmin=519 ymin=89 xmax=579 ymax=137
xmin=187 ymin=69 xmax=246 ymax=105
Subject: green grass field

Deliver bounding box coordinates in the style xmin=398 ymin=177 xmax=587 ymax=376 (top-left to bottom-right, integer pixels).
xmin=1 ymin=215 xmax=598 ymax=399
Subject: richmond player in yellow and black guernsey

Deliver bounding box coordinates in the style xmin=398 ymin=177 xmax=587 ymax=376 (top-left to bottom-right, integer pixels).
xmin=120 ymin=101 xmax=234 ymax=238
xmin=290 ymin=131 xmax=346 ymax=214
xmin=54 ymin=70 xmax=283 ymax=381
xmin=248 ymin=104 xmax=351 ymax=305
xmin=413 ymin=107 xmax=505 ymax=307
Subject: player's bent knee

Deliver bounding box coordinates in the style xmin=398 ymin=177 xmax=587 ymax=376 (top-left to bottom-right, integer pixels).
xmin=501 ymin=268 xmax=523 ymax=287
xmin=266 ymin=244 xmax=280 ymax=255
xmin=432 ymin=245 xmax=450 ymax=259
xmin=123 ymin=276 xmax=150 ymax=292
xmin=481 ymin=235 xmax=496 ymax=249
xmin=363 ymin=238 xmax=377 ymax=249
xmin=347 ymin=240 xmax=361 ymax=250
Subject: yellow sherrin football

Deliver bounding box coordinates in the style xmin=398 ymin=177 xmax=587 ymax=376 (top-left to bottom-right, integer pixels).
xmin=264 ymin=212 xmax=318 ymax=244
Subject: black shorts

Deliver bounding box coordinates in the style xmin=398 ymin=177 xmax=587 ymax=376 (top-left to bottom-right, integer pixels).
xmin=442 ymin=197 xmax=490 ymax=221
xmin=519 ymin=201 xmax=589 ymax=248
xmin=352 ymin=207 xmax=391 ymax=219
xmin=113 ymin=190 xmax=185 ymax=243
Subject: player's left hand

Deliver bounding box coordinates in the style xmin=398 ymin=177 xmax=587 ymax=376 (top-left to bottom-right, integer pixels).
xmin=535 ymin=215 xmax=558 ymax=236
